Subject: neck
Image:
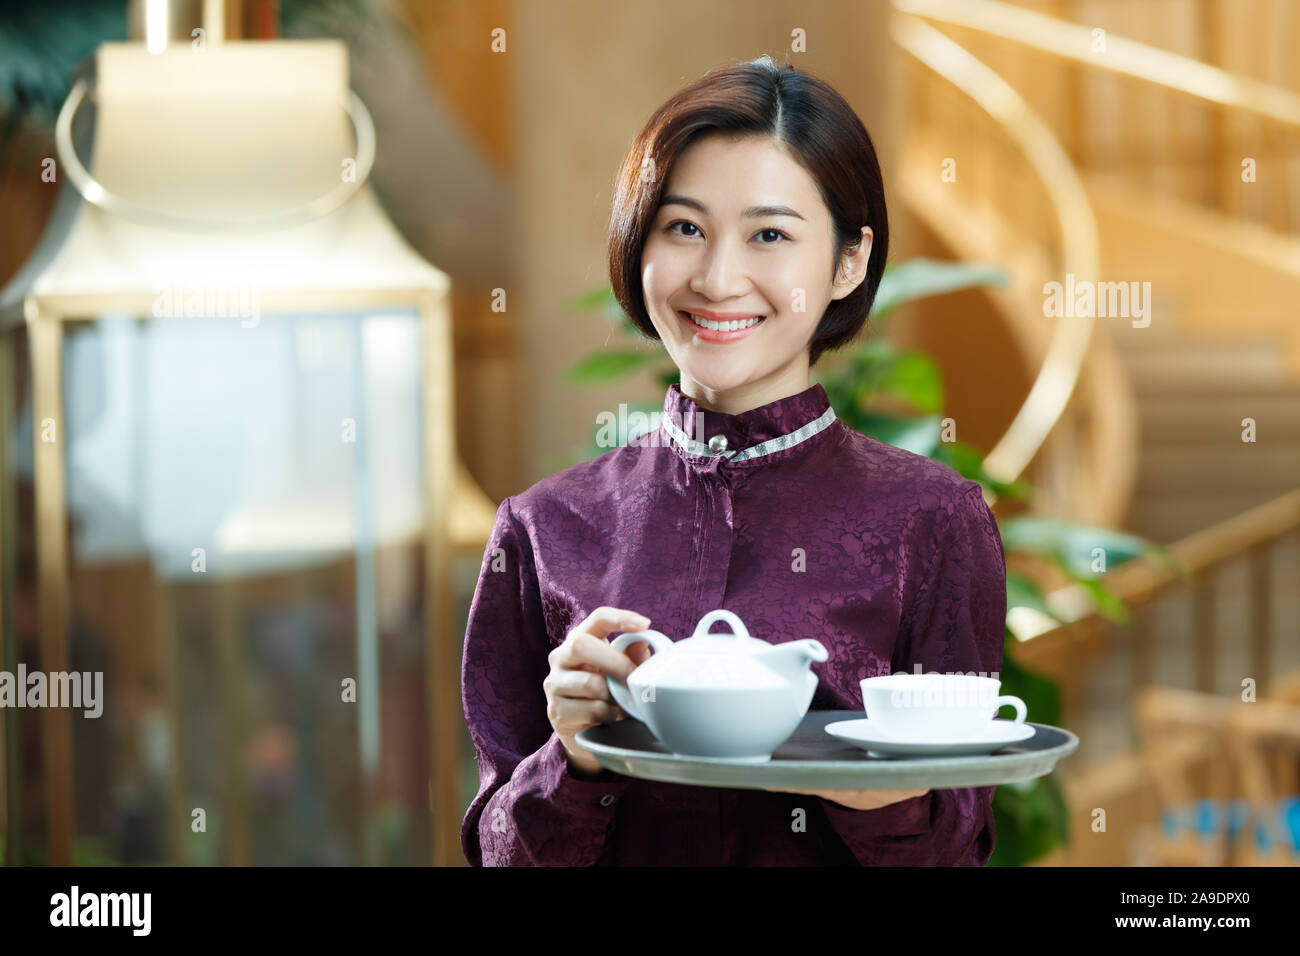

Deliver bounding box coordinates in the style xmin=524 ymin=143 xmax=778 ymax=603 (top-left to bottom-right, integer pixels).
xmin=680 ymin=362 xmax=812 ymax=416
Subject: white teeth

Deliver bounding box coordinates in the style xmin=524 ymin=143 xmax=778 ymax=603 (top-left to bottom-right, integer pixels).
xmin=686 ymin=313 xmax=762 ymax=332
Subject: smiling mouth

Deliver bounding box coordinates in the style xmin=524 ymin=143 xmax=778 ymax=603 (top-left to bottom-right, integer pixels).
xmin=678 ymin=311 xmax=766 ymax=333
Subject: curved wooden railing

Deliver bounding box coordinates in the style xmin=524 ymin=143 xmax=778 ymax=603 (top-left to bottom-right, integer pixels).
xmin=1013 ymin=489 xmax=1300 ymax=865
xmin=896 ymin=0 xmax=1300 ymax=233
xmin=893 ymin=0 xmax=1300 ymax=765
xmin=1010 ymin=489 xmax=1300 ymax=690
xmin=890 ymin=11 xmax=1139 ymax=529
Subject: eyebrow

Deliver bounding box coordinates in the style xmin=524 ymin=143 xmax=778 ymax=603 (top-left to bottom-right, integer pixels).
xmin=658 ymin=194 xmax=806 ymax=221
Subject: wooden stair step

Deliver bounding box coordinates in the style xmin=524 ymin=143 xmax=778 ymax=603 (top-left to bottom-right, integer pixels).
xmin=1122 ymin=493 xmax=1300 ymax=544
xmin=1116 ymin=350 xmax=1292 ymax=392
xmin=1135 ymin=396 xmax=1300 ymax=441
xmin=1134 ymin=446 xmax=1300 ymax=493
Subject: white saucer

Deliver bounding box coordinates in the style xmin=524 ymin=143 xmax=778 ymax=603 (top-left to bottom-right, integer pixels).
xmin=824 ymin=718 xmax=1037 ymax=757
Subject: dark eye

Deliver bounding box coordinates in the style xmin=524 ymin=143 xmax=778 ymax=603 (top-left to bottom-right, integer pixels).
xmin=755 ymin=228 xmax=790 ymax=244
xmin=667 ymin=220 xmax=701 ymax=238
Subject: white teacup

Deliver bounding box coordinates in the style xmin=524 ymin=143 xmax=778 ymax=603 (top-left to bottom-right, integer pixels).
xmin=860 ymin=673 xmax=1027 ymax=739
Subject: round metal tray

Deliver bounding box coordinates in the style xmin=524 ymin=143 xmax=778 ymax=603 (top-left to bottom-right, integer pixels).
xmin=576 ymin=710 xmax=1079 ymax=790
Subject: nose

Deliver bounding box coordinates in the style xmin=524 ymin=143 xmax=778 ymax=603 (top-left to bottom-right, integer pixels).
xmin=688 ymin=235 xmax=752 ymax=303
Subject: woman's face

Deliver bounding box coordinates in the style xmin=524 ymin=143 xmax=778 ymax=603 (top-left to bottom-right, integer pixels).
xmin=640 ymin=132 xmax=871 ymax=414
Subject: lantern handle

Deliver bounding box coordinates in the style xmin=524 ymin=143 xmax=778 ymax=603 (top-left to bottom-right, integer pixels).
xmin=54 ymin=77 xmax=376 ymax=232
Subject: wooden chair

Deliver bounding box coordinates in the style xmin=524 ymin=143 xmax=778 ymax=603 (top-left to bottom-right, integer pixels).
xmin=1225 ymin=696 xmax=1300 ymax=866
xmin=1262 ymin=669 xmax=1300 ymax=798
xmin=1133 ymin=686 xmax=1241 ymax=866
xmin=1264 ymin=669 xmax=1300 ymax=707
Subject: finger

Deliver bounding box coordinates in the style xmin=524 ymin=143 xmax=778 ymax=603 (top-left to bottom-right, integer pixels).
xmin=575 ymin=642 xmax=650 ymax=671
xmin=550 ymin=667 xmax=615 ymax=702
xmin=561 ymin=629 xmax=643 ymax=679
xmin=860 ymin=788 xmax=929 ymax=802
xmin=573 ymin=606 xmax=652 ymax=642
xmin=625 ymin=641 xmax=654 ymax=666
xmin=551 ymin=697 xmax=621 ymax=733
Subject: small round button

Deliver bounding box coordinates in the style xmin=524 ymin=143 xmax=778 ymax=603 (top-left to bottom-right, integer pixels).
xmin=599 ymin=794 xmax=616 ymax=807
xmin=708 ymin=434 xmax=728 ymax=454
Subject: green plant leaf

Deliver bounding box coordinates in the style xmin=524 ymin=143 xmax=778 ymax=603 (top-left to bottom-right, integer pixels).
xmin=565 ymin=285 xmax=638 ymax=330
xmin=871 ymin=259 xmax=1009 ymax=320
xmin=997 ymin=516 xmax=1158 ymax=579
xmin=849 ymin=336 xmax=899 ymax=365
xmin=989 ymin=773 xmax=1069 ymax=866
xmin=0 ymin=3 xmax=128 ymax=125
xmin=1000 ymin=638 xmax=1062 ymax=727
xmin=563 ymin=286 xmax=619 ymax=313
xmin=565 ymin=350 xmax=657 ymax=385
xmin=1005 ymin=571 xmax=1062 ymax=622
xmin=1076 ymin=578 xmax=1130 ymax=625
xmin=987 ymin=475 xmax=1033 ymax=502
xmin=1137 ymin=540 xmax=1186 ymax=578
xmin=845 ymin=337 xmax=898 ymax=384
xmin=870 ymin=351 xmax=945 ymax=414
xmin=593 ymin=401 xmax=663 ymax=447
xmin=931 ymin=441 xmax=1033 ymax=502
xmin=988 ymin=644 xmax=1069 ymax=866
xmin=854 ymin=413 xmax=943 ymax=457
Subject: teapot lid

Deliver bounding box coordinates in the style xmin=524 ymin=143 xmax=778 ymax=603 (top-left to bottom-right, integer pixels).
xmin=629 ymin=609 xmax=788 ymax=690
xmin=676 ymin=609 xmax=774 ymax=654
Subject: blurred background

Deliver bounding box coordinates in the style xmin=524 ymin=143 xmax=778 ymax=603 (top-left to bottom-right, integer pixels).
xmin=0 ymin=0 xmax=1297 ymax=866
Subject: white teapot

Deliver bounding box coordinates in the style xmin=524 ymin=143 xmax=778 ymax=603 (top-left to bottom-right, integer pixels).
xmin=606 ymin=609 xmax=829 ymax=761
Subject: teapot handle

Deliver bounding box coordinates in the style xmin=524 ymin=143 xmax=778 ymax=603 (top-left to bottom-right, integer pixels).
xmin=606 ymin=630 xmax=675 ymax=722
xmin=691 ymin=608 xmax=752 ymax=640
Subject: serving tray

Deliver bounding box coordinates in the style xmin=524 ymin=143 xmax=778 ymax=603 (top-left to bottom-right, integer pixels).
xmin=575 ymin=709 xmax=1078 ymax=790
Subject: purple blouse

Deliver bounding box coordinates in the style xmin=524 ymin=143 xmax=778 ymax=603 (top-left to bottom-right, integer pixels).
xmin=460 ymin=381 xmax=1007 ymax=866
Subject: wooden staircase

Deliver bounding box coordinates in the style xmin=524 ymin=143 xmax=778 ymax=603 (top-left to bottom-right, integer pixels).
xmin=1101 ymin=311 xmax=1300 ymax=545
xmin=1088 ymin=176 xmax=1300 ymax=544
xmin=894 ymin=0 xmax=1300 ymax=864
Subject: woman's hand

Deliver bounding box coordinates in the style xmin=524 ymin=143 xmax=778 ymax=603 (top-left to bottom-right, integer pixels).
xmin=762 ymin=786 xmax=930 ymax=811
xmin=544 ymin=606 xmax=655 ymax=779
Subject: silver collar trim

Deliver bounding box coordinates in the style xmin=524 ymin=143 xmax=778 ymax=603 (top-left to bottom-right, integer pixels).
xmin=661 ymin=405 xmax=838 ymax=462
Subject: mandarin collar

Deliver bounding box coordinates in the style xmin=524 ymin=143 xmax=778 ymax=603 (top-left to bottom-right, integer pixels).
xmin=658 ymin=381 xmax=838 ymax=466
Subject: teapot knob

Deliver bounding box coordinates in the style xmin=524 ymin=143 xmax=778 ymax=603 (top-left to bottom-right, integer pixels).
xmin=691 ymin=608 xmax=751 ymax=640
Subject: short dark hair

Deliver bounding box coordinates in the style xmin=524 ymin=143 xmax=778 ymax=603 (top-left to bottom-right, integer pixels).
xmin=608 ymin=54 xmax=889 ymax=367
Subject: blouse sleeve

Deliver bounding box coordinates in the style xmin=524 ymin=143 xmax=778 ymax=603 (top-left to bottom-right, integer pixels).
xmin=460 ymin=496 xmax=633 ymax=866
xmin=819 ymin=481 xmax=1006 ymax=866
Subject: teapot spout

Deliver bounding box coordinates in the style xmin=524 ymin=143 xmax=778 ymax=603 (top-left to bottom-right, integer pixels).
xmin=758 ymin=639 xmax=829 ymax=683
xmin=758 ymin=639 xmax=828 ymax=720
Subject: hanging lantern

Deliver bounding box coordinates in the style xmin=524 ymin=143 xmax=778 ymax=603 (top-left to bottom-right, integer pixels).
xmin=0 ymin=1 xmax=494 ymax=866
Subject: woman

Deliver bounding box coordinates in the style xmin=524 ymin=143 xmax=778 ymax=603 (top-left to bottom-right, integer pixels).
xmin=461 ymin=55 xmax=1007 ymax=865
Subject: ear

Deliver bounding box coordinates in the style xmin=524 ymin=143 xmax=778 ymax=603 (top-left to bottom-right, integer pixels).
xmin=830 ymin=226 xmax=873 ymax=301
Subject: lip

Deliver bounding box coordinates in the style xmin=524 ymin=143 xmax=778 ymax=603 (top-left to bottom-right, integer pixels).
xmin=677 ymin=309 xmax=766 ymax=344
